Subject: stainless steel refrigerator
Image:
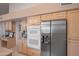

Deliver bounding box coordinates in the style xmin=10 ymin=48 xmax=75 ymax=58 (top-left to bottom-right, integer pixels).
xmin=41 ymin=19 xmax=67 ymax=56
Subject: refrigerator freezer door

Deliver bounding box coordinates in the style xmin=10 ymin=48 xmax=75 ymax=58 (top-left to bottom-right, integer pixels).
xmin=41 ymin=21 xmax=51 ymax=56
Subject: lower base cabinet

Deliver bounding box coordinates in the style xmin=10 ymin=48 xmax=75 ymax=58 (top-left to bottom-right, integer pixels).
xmin=1 ymin=38 xmax=16 ymax=49
xmin=22 ymin=39 xmax=27 ymax=54
xmin=18 ymin=39 xmax=23 ymax=53
xmin=68 ymin=39 xmax=79 ymax=56
xmin=18 ymin=39 xmax=40 ymax=56
xmin=27 ymin=48 xmax=40 ymax=56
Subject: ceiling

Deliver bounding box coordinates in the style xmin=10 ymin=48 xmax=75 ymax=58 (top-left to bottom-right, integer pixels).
xmin=0 ymin=3 xmax=9 ymax=15
xmin=0 ymin=3 xmax=79 ymax=16
xmin=0 ymin=3 xmax=40 ymax=15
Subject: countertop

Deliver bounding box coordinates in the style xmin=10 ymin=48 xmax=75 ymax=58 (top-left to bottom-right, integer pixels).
xmin=0 ymin=37 xmax=15 ymax=41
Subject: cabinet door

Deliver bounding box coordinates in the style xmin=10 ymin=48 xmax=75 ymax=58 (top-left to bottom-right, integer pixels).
xmin=18 ymin=39 xmax=23 ymax=53
xmin=12 ymin=22 xmax=16 ymax=32
xmin=22 ymin=39 xmax=27 ymax=54
xmin=5 ymin=22 xmax=9 ymax=31
xmin=67 ymin=10 xmax=79 ymax=56
xmin=32 ymin=49 xmax=40 ymax=56
xmin=52 ymin=12 xmax=66 ymax=20
xmin=5 ymin=21 xmax=12 ymax=31
xmin=27 ymin=16 xmax=40 ymax=25
xmin=41 ymin=14 xmax=52 ymax=21
xmin=21 ymin=20 xmax=27 ymax=31
xmin=8 ymin=22 xmax=12 ymax=31
xmin=27 ymin=48 xmax=33 ymax=56
xmin=67 ymin=10 xmax=79 ymax=39
xmin=68 ymin=40 xmax=79 ymax=56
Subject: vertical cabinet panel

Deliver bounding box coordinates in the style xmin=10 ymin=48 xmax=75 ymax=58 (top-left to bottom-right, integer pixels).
xmin=41 ymin=14 xmax=52 ymax=21
xmin=27 ymin=16 xmax=40 ymax=25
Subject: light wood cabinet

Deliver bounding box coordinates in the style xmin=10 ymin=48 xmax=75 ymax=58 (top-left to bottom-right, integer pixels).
xmin=1 ymin=38 xmax=16 ymax=49
xmin=8 ymin=22 xmax=12 ymax=31
xmin=68 ymin=40 xmax=79 ymax=56
xmin=41 ymin=12 xmax=66 ymax=21
xmin=12 ymin=22 xmax=16 ymax=32
xmin=41 ymin=14 xmax=52 ymax=21
xmin=67 ymin=10 xmax=79 ymax=39
xmin=18 ymin=39 xmax=27 ymax=54
xmin=18 ymin=39 xmax=40 ymax=56
xmin=18 ymin=39 xmax=23 ymax=53
xmin=27 ymin=48 xmax=40 ymax=56
xmin=67 ymin=9 xmax=79 ymax=56
xmin=21 ymin=20 xmax=27 ymax=31
xmin=27 ymin=16 xmax=40 ymax=25
xmin=5 ymin=21 xmax=12 ymax=31
xmin=5 ymin=21 xmax=16 ymax=32
xmin=52 ymin=12 xmax=67 ymax=20
xmin=5 ymin=22 xmax=9 ymax=31
xmin=22 ymin=39 xmax=27 ymax=54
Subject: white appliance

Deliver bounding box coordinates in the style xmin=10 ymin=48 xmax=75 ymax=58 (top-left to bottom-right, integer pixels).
xmin=27 ymin=25 xmax=41 ymax=50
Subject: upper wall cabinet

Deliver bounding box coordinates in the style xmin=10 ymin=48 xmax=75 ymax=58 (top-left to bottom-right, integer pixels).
xmin=41 ymin=14 xmax=52 ymax=21
xmin=67 ymin=10 xmax=79 ymax=38
xmin=5 ymin=21 xmax=16 ymax=32
xmin=21 ymin=20 xmax=27 ymax=31
xmin=5 ymin=21 xmax=12 ymax=31
xmin=51 ymin=12 xmax=67 ymax=20
xmin=12 ymin=22 xmax=16 ymax=32
xmin=27 ymin=16 xmax=40 ymax=25
xmin=5 ymin=22 xmax=9 ymax=31
xmin=8 ymin=21 xmax=12 ymax=31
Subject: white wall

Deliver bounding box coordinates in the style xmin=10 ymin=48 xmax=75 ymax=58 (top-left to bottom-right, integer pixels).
xmin=16 ymin=21 xmax=20 ymax=45
xmin=16 ymin=21 xmax=23 ymax=51
xmin=0 ymin=22 xmax=5 ymax=37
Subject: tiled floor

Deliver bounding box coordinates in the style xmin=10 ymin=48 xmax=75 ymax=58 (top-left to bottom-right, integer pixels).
xmin=12 ymin=52 xmax=26 ymax=56
xmin=0 ymin=46 xmax=26 ymax=56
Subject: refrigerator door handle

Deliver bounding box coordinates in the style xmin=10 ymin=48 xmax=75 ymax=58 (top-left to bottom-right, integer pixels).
xmin=41 ymin=35 xmax=44 ymax=43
